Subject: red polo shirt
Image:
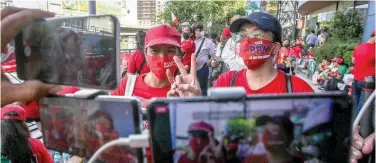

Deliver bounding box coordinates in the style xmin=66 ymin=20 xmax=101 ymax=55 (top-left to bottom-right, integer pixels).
xmin=213 ymin=69 xmax=313 ymax=94
xmin=127 ymin=49 xmax=150 ymax=75
xmin=353 ymin=42 xmax=375 ymax=82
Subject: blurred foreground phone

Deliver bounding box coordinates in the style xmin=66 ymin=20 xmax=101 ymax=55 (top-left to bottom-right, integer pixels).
xmin=15 ymin=15 xmax=120 ymax=90
xmin=148 ymin=93 xmax=352 ymax=163
xmin=39 ymin=96 xmax=142 ymax=162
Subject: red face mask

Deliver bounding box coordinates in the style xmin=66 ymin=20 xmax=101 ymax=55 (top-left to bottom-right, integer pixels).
xmin=146 ymin=55 xmax=177 ymax=80
xmin=189 ymin=137 xmax=210 ymax=156
xmin=236 ymin=37 xmax=274 ymax=69
xmin=261 ymin=126 xmax=284 ymax=150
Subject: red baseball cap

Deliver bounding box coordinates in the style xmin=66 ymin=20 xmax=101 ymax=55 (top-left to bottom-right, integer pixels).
xmin=221 ymin=27 xmax=232 ymax=38
xmin=372 ymin=29 xmax=376 ymax=35
xmin=188 ymin=121 xmax=214 ymax=133
xmin=145 ymin=25 xmax=181 ymax=48
xmin=1 ymin=104 xmax=26 ymax=121
xmin=334 ymin=57 xmax=344 ymax=64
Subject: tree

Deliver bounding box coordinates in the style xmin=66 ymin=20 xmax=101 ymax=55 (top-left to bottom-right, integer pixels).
xmin=157 ymin=0 xmax=246 ymax=34
xmin=225 ymin=117 xmax=252 ymax=138
xmin=331 ymin=9 xmax=363 ymax=40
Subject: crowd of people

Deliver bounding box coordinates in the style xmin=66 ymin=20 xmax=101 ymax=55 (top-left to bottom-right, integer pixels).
xmin=1 ymin=7 xmax=374 ymax=163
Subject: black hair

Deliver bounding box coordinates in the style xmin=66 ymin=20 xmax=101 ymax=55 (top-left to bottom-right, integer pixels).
xmin=135 ymin=31 xmax=146 ymax=54
xmin=371 ymin=34 xmax=375 ymax=38
xmin=311 ymin=30 xmax=315 ymax=33
xmin=210 ymin=32 xmax=218 ymax=40
xmin=1 ymin=112 xmax=33 ymax=163
xmin=193 ymin=24 xmax=204 ymax=31
xmin=255 ymin=115 xmax=274 ymax=127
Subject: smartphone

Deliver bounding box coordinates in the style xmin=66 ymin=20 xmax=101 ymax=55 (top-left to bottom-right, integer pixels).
xmin=148 ymin=93 xmax=352 ymax=163
xmin=39 ymin=96 xmax=142 ymax=162
xmin=15 ymin=15 xmax=120 ymax=90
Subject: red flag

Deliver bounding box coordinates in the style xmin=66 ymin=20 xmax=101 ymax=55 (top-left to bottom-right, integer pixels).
xmin=171 ymin=12 xmax=179 ymax=25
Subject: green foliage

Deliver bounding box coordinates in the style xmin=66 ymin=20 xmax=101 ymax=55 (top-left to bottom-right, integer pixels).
xmin=313 ymin=38 xmax=359 ymax=65
xmin=313 ymin=9 xmax=363 ymax=65
xmin=225 ymin=117 xmax=251 ymax=138
xmin=157 ymin=0 xmax=246 ymax=34
xmin=331 ymin=9 xmax=363 ymax=40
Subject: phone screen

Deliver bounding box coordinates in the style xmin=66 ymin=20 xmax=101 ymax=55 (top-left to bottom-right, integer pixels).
xmin=40 ymin=97 xmax=141 ymax=162
xmin=149 ymin=96 xmax=351 ymax=163
xmin=15 ymin=15 xmax=119 ymax=90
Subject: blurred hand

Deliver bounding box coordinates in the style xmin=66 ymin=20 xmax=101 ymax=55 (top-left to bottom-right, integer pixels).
xmin=68 ymin=156 xmax=84 ymax=163
xmin=167 ymin=53 xmax=201 ymax=97
xmin=350 ymin=126 xmax=375 ymax=163
xmin=1 ymin=7 xmax=59 ymax=106
xmin=1 ymin=7 xmax=54 ymax=51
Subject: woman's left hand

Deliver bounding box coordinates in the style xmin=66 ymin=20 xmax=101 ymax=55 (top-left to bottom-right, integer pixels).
xmin=167 ymin=53 xmax=201 ymax=97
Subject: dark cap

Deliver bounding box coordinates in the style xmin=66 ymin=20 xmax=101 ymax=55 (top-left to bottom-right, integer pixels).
xmin=230 ymin=12 xmax=282 ymax=43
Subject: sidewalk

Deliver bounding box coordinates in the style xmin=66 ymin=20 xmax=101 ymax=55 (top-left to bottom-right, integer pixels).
xmin=295 ymin=71 xmax=324 ymax=93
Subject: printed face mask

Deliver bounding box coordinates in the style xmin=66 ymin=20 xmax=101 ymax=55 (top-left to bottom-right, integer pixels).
xmin=147 ymin=55 xmax=177 ymax=80
xmin=236 ymin=37 xmax=274 ymax=69
xmin=189 ymin=137 xmax=210 ymax=156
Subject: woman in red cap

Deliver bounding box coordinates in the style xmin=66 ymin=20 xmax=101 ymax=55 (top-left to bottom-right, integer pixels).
xmin=175 ymin=121 xmax=225 ymax=163
xmin=1 ymin=104 xmax=52 ymax=163
xmin=111 ymin=25 xmax=201 ymax=107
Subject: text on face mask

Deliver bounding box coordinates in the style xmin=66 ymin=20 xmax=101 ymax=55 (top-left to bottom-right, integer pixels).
xmin=164 ymin=61 xmax=175 ymax=68
xmin=249 ymin=44 xmax=271 ymax=52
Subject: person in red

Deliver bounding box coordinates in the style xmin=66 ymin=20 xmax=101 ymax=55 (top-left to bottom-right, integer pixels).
xmin=127 ymin=31 xmax=150 ymax=75
xmin=213 ymin=12 xmax=313 ymax=94
xmin=1 ymin=104 xmax=52 ymax=163
xmin=86 ymin=111 xmax=135 ymax=162
xmin=111 ymin=25 xmax=201 ymax=108
xmin=243 ymin=116 xmax=303 ymax=163
xmin=291 ymin=42 xmax=303 ymax=74
xmin=181 ymin=26 xmax=196 ymax=68
xmin=175 ymin=121 xmax=224 ymax=163
xmin=276 ymin=39 xmax=291 ymax=73
xmin=352 ymin=29 xmax=376 ymax=114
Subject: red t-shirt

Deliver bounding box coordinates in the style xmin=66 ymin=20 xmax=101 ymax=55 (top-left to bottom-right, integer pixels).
xmin=127 ymin=49 xmax=150 ymax=75
xmin=353 ymin=43 xmax=375 ymax=81
xmin=276 ymin=47 xmax=291 ymax=64
xmin=24 ymin=86 xmax=81 ymax=120
xmin=28 ymin=138 xmax=53 ymax=163
xmin=111 ymin=74 xmax=170 ymax=108
xmin=291 ymin=46 xmax=302 ymax=59
xmin=181 ymin=39 xmax=196 ymax=67
xmin=213 ymin=69 xmax=313 ymax=94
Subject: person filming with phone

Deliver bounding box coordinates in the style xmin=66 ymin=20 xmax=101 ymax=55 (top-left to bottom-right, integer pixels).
xmin=212 ymin=12 xmax=313 ymax=94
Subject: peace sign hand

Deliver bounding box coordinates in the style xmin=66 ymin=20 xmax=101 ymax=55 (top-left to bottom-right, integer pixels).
xmin=166 ymin=53 xmax=201 ymax=97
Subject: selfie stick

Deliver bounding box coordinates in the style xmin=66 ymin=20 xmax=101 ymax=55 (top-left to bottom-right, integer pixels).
xmin=87 ymin=134 xmax=149 ymax=163
xmin=352 ymin=91 xmax=375 ymax=132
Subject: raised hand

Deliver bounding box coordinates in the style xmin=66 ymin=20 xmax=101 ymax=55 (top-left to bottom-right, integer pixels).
xmin=166 ymin=53 xmax=201 ymax=97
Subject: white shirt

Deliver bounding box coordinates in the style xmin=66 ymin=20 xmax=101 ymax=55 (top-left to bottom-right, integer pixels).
xmin=195 ymin=37 xmax=216 ymax=70
xmin=215 ymin=38 xmax=245 ymax=71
